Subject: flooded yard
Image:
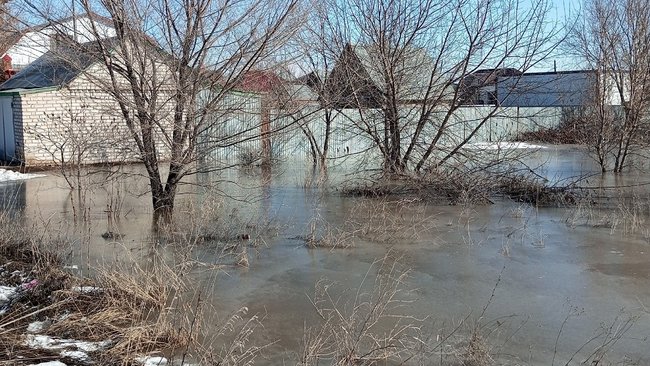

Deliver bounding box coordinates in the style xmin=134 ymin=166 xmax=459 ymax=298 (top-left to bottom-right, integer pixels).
xmin=1 ymin=145 xmax=650 ymax=365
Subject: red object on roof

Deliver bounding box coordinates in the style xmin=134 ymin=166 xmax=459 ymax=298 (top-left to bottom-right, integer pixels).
xmin=2 ymin=54 xmax=11 ymax=62
xmin=239 ymin=70 xmax=285 ymax=94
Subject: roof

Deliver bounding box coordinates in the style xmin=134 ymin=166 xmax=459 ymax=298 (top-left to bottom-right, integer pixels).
xmin=0 ymin=38 xmax=116 ymax=91
xmin=461 ymin=68 xmax=522 ymax=87
xmin=348 ymin=44 xmax=447 ymax=102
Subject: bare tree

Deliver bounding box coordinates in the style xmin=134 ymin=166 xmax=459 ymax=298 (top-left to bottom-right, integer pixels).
xmin=569 ymin=0 xmax=650 ymax=173
xmin=302 ymin=0 xmax=562 ymax=177
xmin=288 ymin=2 xmax=350 ymax=170
xmin=1 ymin=0 xmax=19 ymax=82
xmin=19 ymin=0 xmax=302 ymax=223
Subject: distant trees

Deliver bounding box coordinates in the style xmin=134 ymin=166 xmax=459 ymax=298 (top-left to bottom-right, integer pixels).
xmin=569 ymin=0 xmax=650 ymax=173
xmin=301 ymin=0 xmax=561 ymax=176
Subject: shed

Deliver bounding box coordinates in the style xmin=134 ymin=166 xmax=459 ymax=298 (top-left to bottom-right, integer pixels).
xmin=0 ymin=39 xmax=161 ymax=166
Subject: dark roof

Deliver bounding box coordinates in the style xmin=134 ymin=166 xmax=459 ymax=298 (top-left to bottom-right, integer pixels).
xmin=0 ymin=38 xmax=116 ymax=91
xmin=460 ymin=68 xmax=522 ymax=87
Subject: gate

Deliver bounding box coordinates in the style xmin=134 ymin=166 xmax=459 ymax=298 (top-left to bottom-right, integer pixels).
xmin=0 ymin=96 xmax=15 ymax=162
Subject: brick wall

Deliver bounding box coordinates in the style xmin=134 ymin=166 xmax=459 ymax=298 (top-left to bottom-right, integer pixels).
xmin=17 ymin=86 xmax=173 ymax=167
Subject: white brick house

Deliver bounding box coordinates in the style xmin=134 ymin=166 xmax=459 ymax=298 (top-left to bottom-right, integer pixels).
xmin=0 ymin=41 xmax=172 ymax=166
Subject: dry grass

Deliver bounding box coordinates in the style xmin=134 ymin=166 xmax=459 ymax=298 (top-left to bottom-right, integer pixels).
xmin=298 ymin=197 xmax=437 ymax=251
xmin=341 ymin=169 xmax=581 ymax=208
xmin=299 ymin=253 xmax=426 ymax=365
xmin=566 ymin=188 xmax=650 ymax=241
xmin=302 ymin=212 xmax=355 ymax=249
xmin=0 ymin=211 xmax=270 ymax=365
xmin=154 ymin=195 xmax=281 ymax=268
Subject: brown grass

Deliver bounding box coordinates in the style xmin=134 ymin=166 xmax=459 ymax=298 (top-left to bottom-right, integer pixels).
xmin=0 ymin=211 xmax=269 ymax=365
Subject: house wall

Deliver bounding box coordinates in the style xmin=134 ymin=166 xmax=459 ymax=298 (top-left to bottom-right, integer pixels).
xmin=11 ymin=58 xmax=175 ymax=167
xmin=14 ymin=88 xmax=137 ymax=166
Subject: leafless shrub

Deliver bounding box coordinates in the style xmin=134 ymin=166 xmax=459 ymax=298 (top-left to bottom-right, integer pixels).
xmin=567 ymin=0 xmax=650 ymax=173
xmin=238 ymin=147 xmax=264 ymax=168
xmin=299 ymin=254 xmax=425 ymax=365
xmin=303 ymin=212 xmax=354 ymax=249
xmin=498 ymin=175 xmax=580 ymax=207
xmin=516 ymin=107 xmax=590 ymax=144
xmin=342 ymin=170 xmax=582 ymax=208
xmin=154 ymin=195 xmax=281 ymax=267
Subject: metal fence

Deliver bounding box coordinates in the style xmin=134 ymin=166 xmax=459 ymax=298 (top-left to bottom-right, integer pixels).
xmin=200 ymin=104 xmax=565 ymax=164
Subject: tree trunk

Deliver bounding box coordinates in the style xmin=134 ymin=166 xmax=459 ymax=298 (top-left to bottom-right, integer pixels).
xmin=152 ymin=186 xmax=176 ymax=226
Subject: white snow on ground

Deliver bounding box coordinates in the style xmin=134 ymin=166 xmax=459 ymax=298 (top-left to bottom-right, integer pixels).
xmin=28 ymin=362 xmax=67 ymax=366
xmin=136 ymin=356 xmax=168 ymax=366
xmin=60 ymin=350 xmax=90 ymax=361
xmin=0 ymin=285 xmax=17 ymax=313
xmin=0 ymin=285 xmax=17 ymax=303
xmin=25 ymin=334 xmax=112 ymax=352
xmin=27 ymin=320 xmax=50 ymax=333
xmin=464 ymin=142 xmax=547 ymax=150
xmin=0 ymin=168 xmax=46 ymax=182
xmin=71 ymin=286 xmax=103 ymax=294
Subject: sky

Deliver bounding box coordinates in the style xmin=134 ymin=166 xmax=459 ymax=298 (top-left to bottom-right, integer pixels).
xmin=535 ymin=0 xmax=583 ymax=72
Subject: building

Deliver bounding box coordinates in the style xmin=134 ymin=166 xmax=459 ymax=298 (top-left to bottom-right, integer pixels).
xmin=3 ymin=13 xmax=115 ymax=71
xmin=324 ymin=44 xmax=452 ymax=108
xmin=0 ymin=38 xmax=173 ymax=166
xmin=0 ymin=39 xmax=134 ymax=165
xmin=458 ymin=68 xmax=522 ymax=105
xmin=496 ymin=70 xmax=624 ymax=107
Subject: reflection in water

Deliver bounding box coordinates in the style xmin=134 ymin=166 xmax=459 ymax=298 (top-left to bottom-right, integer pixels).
xmin=0 ymin=146 xmax=649 ymax=364
xmin=0 ymin=181 xmax=26 ymax=218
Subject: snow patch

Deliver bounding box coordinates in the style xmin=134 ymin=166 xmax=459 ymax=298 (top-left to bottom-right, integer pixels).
xmin=0 ymin=285 xmax=17 ymax=304
xmin=27 ymin=362 xmax=67 ymax=366
xmin=61 ymin=350 xmax=90 ymax=361
xmin=0 ymin=285 xmax=17 ymax=313
xmin=464 ymin=142 xmax=547 ymax=150
xmin=25 ymin=334 xmax=111 ymax=352
xmin=71 ymin=286 xmax=103 ymax=294
xmin=0 ymin=169 xmax=46 ymax=182
xmin=27 ymin=320 xmax=50 ymax=333
xmin=136 ymin=356 xmax=168 ymax=366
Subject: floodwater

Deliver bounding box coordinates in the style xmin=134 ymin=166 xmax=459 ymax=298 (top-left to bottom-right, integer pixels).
xmin=1 ymin=145 xmax=650 ymax=365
